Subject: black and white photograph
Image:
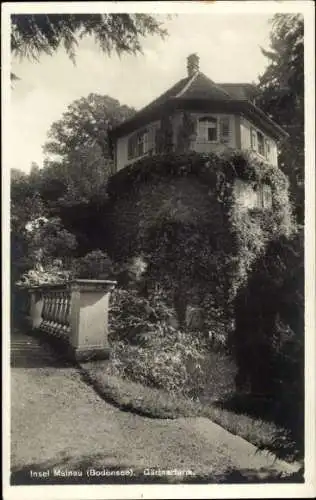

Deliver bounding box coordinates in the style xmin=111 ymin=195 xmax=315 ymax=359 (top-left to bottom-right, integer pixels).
xmin=2 ymin=1 xmax=315 ymax=499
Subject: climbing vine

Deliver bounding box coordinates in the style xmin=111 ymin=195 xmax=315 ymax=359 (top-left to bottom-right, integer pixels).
xmin=106 ymin=150 xmax=294 ymax=328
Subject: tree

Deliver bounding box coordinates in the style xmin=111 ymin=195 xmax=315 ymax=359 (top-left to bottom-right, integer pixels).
xmin=257 ymin=14 xmax=304 ymax=224
xmin=44 ymin=93 xmax=134 ymax=167
xmin=232 ymin=230 xmax=304 ymax=456
xmin=11 ymin=14 xmax=167 ymax=62
xmin=11 ymin=169 xmax=46 ymax=282
xmin=34 ymin=94 xmax=134 ymax=253
xmin=41 ymin=93 xmax=134 ymax=201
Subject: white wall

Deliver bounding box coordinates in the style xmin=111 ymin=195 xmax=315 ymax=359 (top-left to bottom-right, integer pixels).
xmin=115 ymin=113 xmax=278 ymax=172
xmin=190 ymin=112 xmax=237 ymax=149
xmin=240 ymin=119 xmax=252 ymax=149
xmin=115 ymin=120 xmax=160 ymax=172
xmin=240 ymin=116 xmax=278 ymax=166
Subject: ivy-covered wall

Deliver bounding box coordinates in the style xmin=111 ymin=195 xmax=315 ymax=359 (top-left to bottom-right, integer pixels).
xmin=104 ymin=150 xmax=294 ymax=330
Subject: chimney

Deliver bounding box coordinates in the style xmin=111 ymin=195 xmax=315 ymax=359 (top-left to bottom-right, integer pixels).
xmin=187 ymin=53 xmax=200 ymax=77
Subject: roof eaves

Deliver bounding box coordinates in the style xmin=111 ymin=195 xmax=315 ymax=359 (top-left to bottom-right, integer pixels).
xmin=244 ymin=101 xmax=289 ymax=140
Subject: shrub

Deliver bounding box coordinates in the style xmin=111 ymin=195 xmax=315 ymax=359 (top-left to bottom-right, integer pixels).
xmin=16 ymin=260 xmax=71 ymax=287
xmin=71 ymin=250 xmax=113 ymax=279
xmin=109 ymin=287 xmax=177 ymax=343
xmin=231 ymin=229 xmax=304 ymax=443
xmin=108 ymin=331 xmax=207 ymax=398
xmin=108 ymin=287 xmax=208 ymax=397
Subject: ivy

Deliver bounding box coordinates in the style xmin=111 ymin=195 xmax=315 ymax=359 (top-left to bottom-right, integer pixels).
xmin=106 ymin=150 xmax=294 ymax=327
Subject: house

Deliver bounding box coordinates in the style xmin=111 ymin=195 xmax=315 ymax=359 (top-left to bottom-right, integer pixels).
xmin=109 ymin=54 xmax=288 ymax=173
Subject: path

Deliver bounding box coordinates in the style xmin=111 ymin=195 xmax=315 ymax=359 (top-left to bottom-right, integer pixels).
xmin=10 ymin=330 xmax=299 ymax=484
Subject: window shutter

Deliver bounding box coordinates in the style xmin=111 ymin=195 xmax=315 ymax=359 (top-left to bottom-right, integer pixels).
xmin=143 ymin=129 xmax=149 ymax=154
xmin=198 ymin=119 xmax=207 ymax=141
xmin=220 ymin=116 xmax=230 ymax=143
xmin=250 ymin=128 xmax=257 ymax=150
xmin=128 ymin=136 xmax=134 ymax=159
xmin=148 ymin=125 xmax=156 ymax=154
xmin=137 ymin=132 xmax=143 ymax=157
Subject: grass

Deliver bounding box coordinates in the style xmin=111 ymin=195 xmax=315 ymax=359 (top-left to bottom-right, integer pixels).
xmin=16 ymin=325 xmax=301 ymax=465
xmin=78 ymin=359 xmax=301 ymax=465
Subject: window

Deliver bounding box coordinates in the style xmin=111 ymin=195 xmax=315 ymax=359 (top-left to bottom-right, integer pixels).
xmin=137 ymin=130 xmax=149 ymax=156
xmin=128 ymin=129 xmax=149 ymax=160
xmin=257 ymin=131 xmax=265 ymax=156
xmin=251 ymin=127 xmax=268 ymax=157
xmin=198 ymin=116 xmax=218 ymax=142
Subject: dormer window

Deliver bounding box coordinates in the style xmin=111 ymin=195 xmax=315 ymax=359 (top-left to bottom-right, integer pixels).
xmin=198 ymin=116 xmax=218 ymax=142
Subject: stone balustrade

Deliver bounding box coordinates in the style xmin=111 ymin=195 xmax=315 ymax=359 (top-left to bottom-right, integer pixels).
xmin=25 ymin=279 xmax=116 ymax=361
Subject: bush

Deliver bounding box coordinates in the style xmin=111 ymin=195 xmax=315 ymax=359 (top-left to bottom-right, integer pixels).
xmin=109 ymin=287 xmax=176 ymax=342
xmin=109 ymin=331 xmax=207 ymax=398
xmin=231 ymin=230 xmax=304 ymax=443
xmin=71 ymin=250 xmax=113 ymax=279
xmin=16 ymin=260 xmax=71 ymax=287
xmin=109 ymin=287 xmax=208 ymax=397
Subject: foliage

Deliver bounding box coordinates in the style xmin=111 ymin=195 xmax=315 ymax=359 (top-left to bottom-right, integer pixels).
xmin=11 ymin=14 xmax=167 ymax=62
xmin=155 ymin=114 xmax=174 ymax=154
xmin=11 ymin=92 xmax=135 ymax=284
xmin=231 ymin=229 xmax=304 ymax=451
xmin=108 ymin=287 xmax=207 ymax=397
xmin=37 ymin=94 xmax=135 ymax=253
xmin=106 ymin=150 xmax=294 ymax=325
xmin=26 ymin=216 xmax=77 ymax=262
xmin=11 ymin=166 xmax=80 ymax=285
xmin=257 ymin=14 xmax=304 ymax=223
xmin=44 ymin=94 xmax=135 ymax=165
xmin=42 ymin=94 xmax=135 ymax=204
xmin=176 ymin=112 xmax=197 ymax=153
xmin=109 ymin=287 xmax=176 ymax=344
xmin=11 ymin=168 xmax=48 ymax=282
xmin=71 ymin=250 xmax=114 ymax=279
xmin=109 ymin=334 xmax=207 ymax=398
xmin=16 ymin=261 xmax=71 ymax=287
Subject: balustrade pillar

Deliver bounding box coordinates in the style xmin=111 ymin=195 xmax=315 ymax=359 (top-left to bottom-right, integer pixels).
xmin=69 ymin=279 xmax=116 ymax=361
xmin=28 ymin=288 xmax=44 ymax=329
xmin=22 ymin=279 xmax=116 ymax=362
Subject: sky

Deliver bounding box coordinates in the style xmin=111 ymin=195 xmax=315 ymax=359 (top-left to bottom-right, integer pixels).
xmin=10 ymin=13 xmax=274 ymax=173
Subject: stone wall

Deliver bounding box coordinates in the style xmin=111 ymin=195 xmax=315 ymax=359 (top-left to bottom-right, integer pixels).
xmin=103 ymin=151 xmax=293 ymax=330
xmin=105 ymin=174 xmax=232 ymax=328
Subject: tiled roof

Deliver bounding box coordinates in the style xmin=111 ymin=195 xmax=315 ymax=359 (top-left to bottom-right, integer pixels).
xmin=175 ymin=72 xmax=234 ymax=101
xmin=218 ymin=83 xmax=259 ymax=101
xmin=110 ymin=72 xmax=287 ymax=140
xmin=138 ymin=72 xmax=234 ymax=115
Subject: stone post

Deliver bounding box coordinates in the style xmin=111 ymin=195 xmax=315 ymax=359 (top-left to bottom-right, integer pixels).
xmin=69 ymin=279 xmax=116 ymax=362
xmin=28 ymin=287 xmax=44 ymax=329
